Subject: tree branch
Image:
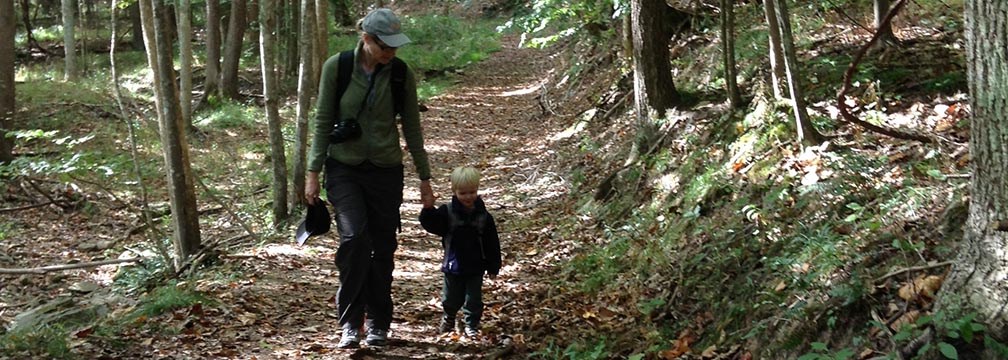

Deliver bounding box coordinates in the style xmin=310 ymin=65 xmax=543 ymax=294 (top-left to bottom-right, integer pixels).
xmin=0 ymin=258 xmax=140 ymax=275
xmin=835 ymin=0 xmax=937 ymax=144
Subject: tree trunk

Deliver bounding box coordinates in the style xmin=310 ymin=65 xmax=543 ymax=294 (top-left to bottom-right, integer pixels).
xmin=938 ymin=0 xmax=1008 ymax=346
xmin=762 ymin=0 xmax=786 ymax=100
xmin=314 ymin=0 xmax=328 ymax=86
xmin=629 ymin=0 xmax=682 ymax=157
xmin=774 ymin=0 xmax=822 ymax=146
xmin=721 ymin=0 xmax=742 ymax=109
xmin=260 ymin=0 xmax=289 ymax=225
xmin=128 ymin=3 xmax=144 ymax=50
xmin=61 ymin=0 xmax=77 ymax=80
xmin=872 ymin=0 xmax=899 ymax=48
xmin=202 ymin=0 xmax=222 ymax=105
xmin=138 ymin=0 xmax=162 ymax=116
xmin=176 ymin=0 xmax=193 ymax=131
xmin=292 ymin=0 xmax=315 ymax=209
xmin=1 ymin=0 xmax=14 ymax=163
xmin=282 ymin=0 xmax=299 ymax=89
xmin=221 ymin=0 xmax=246 ymax=99
xmin=149 ymin=0 xmax=202 ymax=263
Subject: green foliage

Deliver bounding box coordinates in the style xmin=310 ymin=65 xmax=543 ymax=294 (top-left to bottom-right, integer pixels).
xmin=797 ymin=342 xmax=855 ymax=360
xmin=0 ymin=324 xmax=72 ymax=359
xmin=133 ymin=283 xmax=210 ymax=320
xmin=196 ymin=100 xmax=264 ymax=129
xmin=534 ymin=338 xmax=612 ymax=360
xmin=327 ymin=15 xmax=502 ymax=75
xmin=502 ymin=0 xmax=619 ymax=47
xmin=113 ymin=254 xmax=173 ymax=295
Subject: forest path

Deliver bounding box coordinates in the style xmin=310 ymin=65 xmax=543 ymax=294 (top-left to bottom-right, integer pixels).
xmin=93 ymin=35 xmax=566 ymax=359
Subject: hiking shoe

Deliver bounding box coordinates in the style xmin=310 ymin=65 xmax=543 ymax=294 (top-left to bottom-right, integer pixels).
xmin=337 ymin=328 xmax=360 ymax=349
xmin=464 ymin=327 xmax=479 ymax=338
xmin=365 ymin=328 xmax=388 ymax=346
xmin=439 ymin=318 xmax=455 ymax=333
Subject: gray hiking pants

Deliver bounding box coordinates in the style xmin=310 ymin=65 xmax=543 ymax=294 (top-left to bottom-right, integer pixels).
xmin=324 ymin=159 xmax=403 ymax=332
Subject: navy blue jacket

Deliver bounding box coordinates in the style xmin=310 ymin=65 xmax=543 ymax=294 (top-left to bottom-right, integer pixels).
xmin=419 ymin=196 xmax=502 ymax=276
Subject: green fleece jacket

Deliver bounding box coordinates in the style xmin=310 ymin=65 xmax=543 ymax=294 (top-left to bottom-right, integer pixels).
xmin=307 ymin=42 xmax=431 ymax=180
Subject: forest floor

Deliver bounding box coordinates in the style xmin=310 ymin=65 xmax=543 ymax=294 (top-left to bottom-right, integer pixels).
xmin=2 ymin=34 xmax=572 ymax=359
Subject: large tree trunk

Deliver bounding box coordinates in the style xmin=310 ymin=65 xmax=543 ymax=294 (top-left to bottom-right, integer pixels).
xmin=774 ymin=0 xmax=822 ymax=146
xmin=721 ymin=0 xmax=742 ymax=109
xmin=292 ymin=0 xmax=315 ymax=209
xmin=1 ymin=0 xmax=14 ymax=163
xmin=147 ymin=0 xmax=202 ymax=263
xmin=61 ymin=0 xmax=77 ymax=80
xmin=128 ymin=3 xmax=144 ymax=50
xmin=629 ymin=0 xmax=683 ymax=158
xmin=314 ymin=0 xmax=327 ymax=86
xmin=762 ymin=0 xmax=786 ymax=100
xmin=221 ymin=0 xmax=247 ymax=100
xmin=176 ymin=0 xmax=193 ymax=131
xmin=260 ymin=0 xmax=289 ymax=225
xmin=938 ymin=0 xmax=1008 ymax=347
xmin=201 ymin=0 xmax=222 ymax=106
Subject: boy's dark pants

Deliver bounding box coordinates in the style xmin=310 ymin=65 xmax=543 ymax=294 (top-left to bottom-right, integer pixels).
xmin=442 ymin=272 xmax=484 ymax=329
xmin=325 ymin=160 xmax=403 ymax=332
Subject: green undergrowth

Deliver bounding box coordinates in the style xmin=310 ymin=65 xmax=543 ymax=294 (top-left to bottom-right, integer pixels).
xmin=554 ymin=93 xmax=979 ymax=358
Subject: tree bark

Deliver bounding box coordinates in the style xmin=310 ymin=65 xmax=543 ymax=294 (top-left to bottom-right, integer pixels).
xmin=202 ymin=0 xmax=222 ymax=105
xmin=138 ymin=0 xmax=162 ymax=116
xmin=314 ymin=0 xmax=328 ymax=86
xmin=762 ymin=0 xmax=786 ymax=100
xmin=774 ymin=0 xmax=822 ymax=146
xmin=221 ymin=0 xmax=247 ymax=99
xmin=176 ymin=0 xmax=193 ymax=131
xmin=128 ymin=3 xmax=144 ymax=50
xmin=629 ymin=0 xmax=683 ymax=157
xmin=0 ymin=0 xmax=14 ymax=163
xmin=721 ymin=0 xmax=742 ymax=109
xmin=149 ymin=0 xmax=202 ymax=263
xmin=938 ymin=0 xmax=1008 ymax=345
xmin=260 ymin=0 xmax=289 ymax=225
xmin=61 ymin=0 xmax=77 ymax=80
xmin=292 ymin=0 xmax=315 ymax=209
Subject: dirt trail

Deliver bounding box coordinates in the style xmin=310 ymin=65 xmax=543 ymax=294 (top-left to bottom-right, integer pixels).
xmin=75 ymin=36 xmax=565 ymax=359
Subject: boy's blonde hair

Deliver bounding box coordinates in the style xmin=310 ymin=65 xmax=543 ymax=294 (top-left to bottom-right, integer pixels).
xmin=450 ymin=166 xmax=480 ymax=191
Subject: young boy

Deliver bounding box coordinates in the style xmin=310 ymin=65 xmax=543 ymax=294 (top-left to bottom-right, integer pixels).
xmin=419 ymin=166 xmax=502 ymax=337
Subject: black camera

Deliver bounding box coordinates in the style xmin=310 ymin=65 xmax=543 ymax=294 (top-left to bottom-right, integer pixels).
xmin=329 ymin=119 xmax=362 ymax=143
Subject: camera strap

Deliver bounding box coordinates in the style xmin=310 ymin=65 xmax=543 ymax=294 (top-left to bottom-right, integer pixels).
xmin=351 ymin=64 xmax=383 ymax=123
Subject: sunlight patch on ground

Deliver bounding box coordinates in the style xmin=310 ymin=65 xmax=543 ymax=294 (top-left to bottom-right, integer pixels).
xmin=260 ymin=243 xmax=324 ymax=257
xmin=500 ymin=80 xmax=544 ymax=97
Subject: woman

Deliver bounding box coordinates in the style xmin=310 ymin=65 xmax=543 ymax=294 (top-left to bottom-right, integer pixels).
xmin=305 ymin=8 xmax=434 ymax=349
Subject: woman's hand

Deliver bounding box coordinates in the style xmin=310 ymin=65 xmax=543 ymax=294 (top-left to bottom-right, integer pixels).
xmin=420 ymin=179 xmax=436 ymax=208
xmin=306 ymin=172 xmax=321 ymax=205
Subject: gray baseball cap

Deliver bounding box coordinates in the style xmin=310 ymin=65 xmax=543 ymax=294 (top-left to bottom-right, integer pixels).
xmin=362 ymin=8 xmax=411 ymax=48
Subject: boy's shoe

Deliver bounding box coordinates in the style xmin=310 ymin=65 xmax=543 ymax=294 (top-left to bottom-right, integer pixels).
xmin=464 ymin=327 xmax=479 ymax=338
xmin=439 ymin=318 xmax=455 ymax=333
xmin=365 ymin=328 xmax=388 ymax=346
xmin=337 ymin=328 xmax=360 ymax=349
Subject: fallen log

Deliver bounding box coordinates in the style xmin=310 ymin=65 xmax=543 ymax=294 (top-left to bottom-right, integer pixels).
xmin=0 ymin=257 xmax=140 ymax=275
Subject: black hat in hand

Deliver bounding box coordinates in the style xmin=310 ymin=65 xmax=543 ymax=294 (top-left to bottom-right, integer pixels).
xmin=296 ymin=199 xmax=331 ymax=246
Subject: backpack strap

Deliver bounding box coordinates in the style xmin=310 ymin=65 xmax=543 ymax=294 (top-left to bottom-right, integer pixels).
xmin=445 ymin=202 xmax=488 ymax=260
xmin=388 ymin=57 xmax=407 ymax=116
xmin=334 ymin=50 xmax=355 ymax=116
